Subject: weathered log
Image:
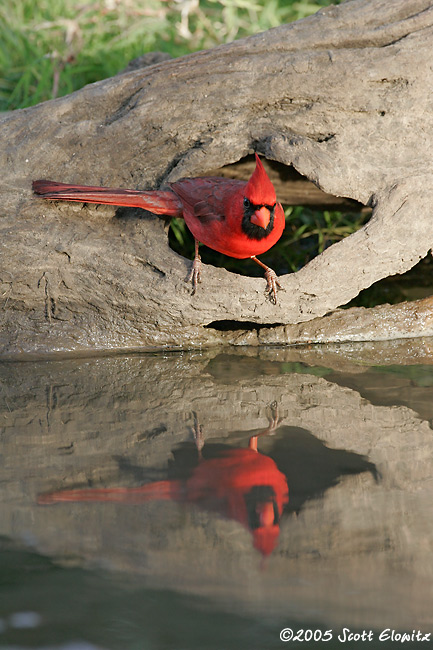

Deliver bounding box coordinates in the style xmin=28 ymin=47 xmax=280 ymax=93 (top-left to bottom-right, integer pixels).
xmin=1 ymin=0 xmax=433 ymax=355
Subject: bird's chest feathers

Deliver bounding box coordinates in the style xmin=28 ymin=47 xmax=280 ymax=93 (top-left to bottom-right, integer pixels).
xmin=187 ymin=215 xmax=263 ymax=258
xmin=183 ymin=204 xmax=283 ymax=259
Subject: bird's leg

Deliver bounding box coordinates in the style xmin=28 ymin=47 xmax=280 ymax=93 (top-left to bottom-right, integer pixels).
xmin=250 ymin=256 xmax=283 ymax=304
xmin=186 ymin=239 xmax=202 ymax=294
xmin=191 ymin=411 xmax=204 ymax=460
xmin=248 ymin=402 xmax=281 ymax=452
xmin=265 ymin=401 xmax=281 ymax=434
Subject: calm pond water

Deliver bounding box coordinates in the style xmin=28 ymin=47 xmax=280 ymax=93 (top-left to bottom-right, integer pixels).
xmin=1 ymin=341 xmax=433 ymax=650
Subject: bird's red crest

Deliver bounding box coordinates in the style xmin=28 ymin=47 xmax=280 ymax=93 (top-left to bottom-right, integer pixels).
xmin=245 ymin=154 xmax=277 ymax=206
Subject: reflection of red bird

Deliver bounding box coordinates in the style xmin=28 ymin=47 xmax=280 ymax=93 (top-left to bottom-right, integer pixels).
xmin=39 ymin=432 xmax=289 ymax=557
xmin=33 ymin=154 xmax=285 ymax=302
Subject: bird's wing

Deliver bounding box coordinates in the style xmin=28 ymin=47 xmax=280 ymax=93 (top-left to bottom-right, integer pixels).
xmin=170 ymin=177 xmax=245 ymax=223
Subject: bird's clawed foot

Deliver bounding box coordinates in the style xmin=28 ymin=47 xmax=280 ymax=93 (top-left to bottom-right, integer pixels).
xmin=250 ymin=256 xmax=283 ymax=304
xmin=192 ymin=411 xmax=204 ymax=457
xmin=264 ymin=267 xmax=283 ymax=304
xmin=186 ymin=256 xmax=202 ymax=294
xmin=266 ymin=401 xmax=281 ymax=434
xmin=248 ymin=402 xmax=282 ymax=451
xmin=186 ymin=239 xmax=201 ymax=295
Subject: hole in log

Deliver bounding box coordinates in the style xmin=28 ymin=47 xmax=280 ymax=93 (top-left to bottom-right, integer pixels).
xmin=204 ymin=320 xmax=284 ymax=332
xmin=346 ymin=253 xmax=433 ymax=308
xmin=168 ymin=154 xmax=370 ymax=278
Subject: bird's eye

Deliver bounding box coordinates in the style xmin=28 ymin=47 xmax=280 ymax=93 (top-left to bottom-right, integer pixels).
xmin=243 ymin=197 xmax=251 ymax=208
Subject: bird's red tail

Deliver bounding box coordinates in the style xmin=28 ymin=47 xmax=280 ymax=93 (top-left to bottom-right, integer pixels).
xmin=32 ymin=180 xmax=183 ymax=217
xmin=38 ymin=480 xmax=183 ymax=505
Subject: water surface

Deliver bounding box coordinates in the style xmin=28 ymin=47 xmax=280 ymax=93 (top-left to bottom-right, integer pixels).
xmin=1 ymin=342 xmax=433 ymax=649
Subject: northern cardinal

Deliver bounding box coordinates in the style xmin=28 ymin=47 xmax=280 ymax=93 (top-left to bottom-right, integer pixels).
xmin=32 ymin=154 xmax=286 ymax=302
xmin=39 ymin=411 xmax=289 ymax=557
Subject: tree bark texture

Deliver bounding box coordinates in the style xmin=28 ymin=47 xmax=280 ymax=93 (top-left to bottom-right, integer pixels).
xmin=1 ymin=0 xmax=433 ymax=354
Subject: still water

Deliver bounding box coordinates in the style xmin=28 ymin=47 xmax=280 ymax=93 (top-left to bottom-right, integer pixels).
xmin=1 ymin=342 xmax=433 ymax=649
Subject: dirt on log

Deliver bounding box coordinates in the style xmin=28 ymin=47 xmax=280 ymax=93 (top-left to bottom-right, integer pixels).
xmin=1 ymin=0 xmax=433 ymax=355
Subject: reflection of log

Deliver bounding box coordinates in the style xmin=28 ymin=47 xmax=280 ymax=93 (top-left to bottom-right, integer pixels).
xmin=1 ymin=349 xmax=433 ymax=628
xmin=2 ymin=0 xmax=433 ymax=354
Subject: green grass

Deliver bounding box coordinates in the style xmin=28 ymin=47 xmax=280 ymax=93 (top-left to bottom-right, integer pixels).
xmin=0 ymin=0 xmax=339 ymax=111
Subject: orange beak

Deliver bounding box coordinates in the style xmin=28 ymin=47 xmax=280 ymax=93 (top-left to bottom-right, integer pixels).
xmin=256 ymin=501 xmax=275 ymax=528
xmin=250 ymin=206 xmax=270 ymax=229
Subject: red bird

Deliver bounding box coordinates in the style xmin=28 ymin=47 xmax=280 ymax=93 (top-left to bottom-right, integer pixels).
xmin=32 ymin=154 xmax=286 ymax=302
xmin=38 ymin=432 xmax=289 ymax=558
